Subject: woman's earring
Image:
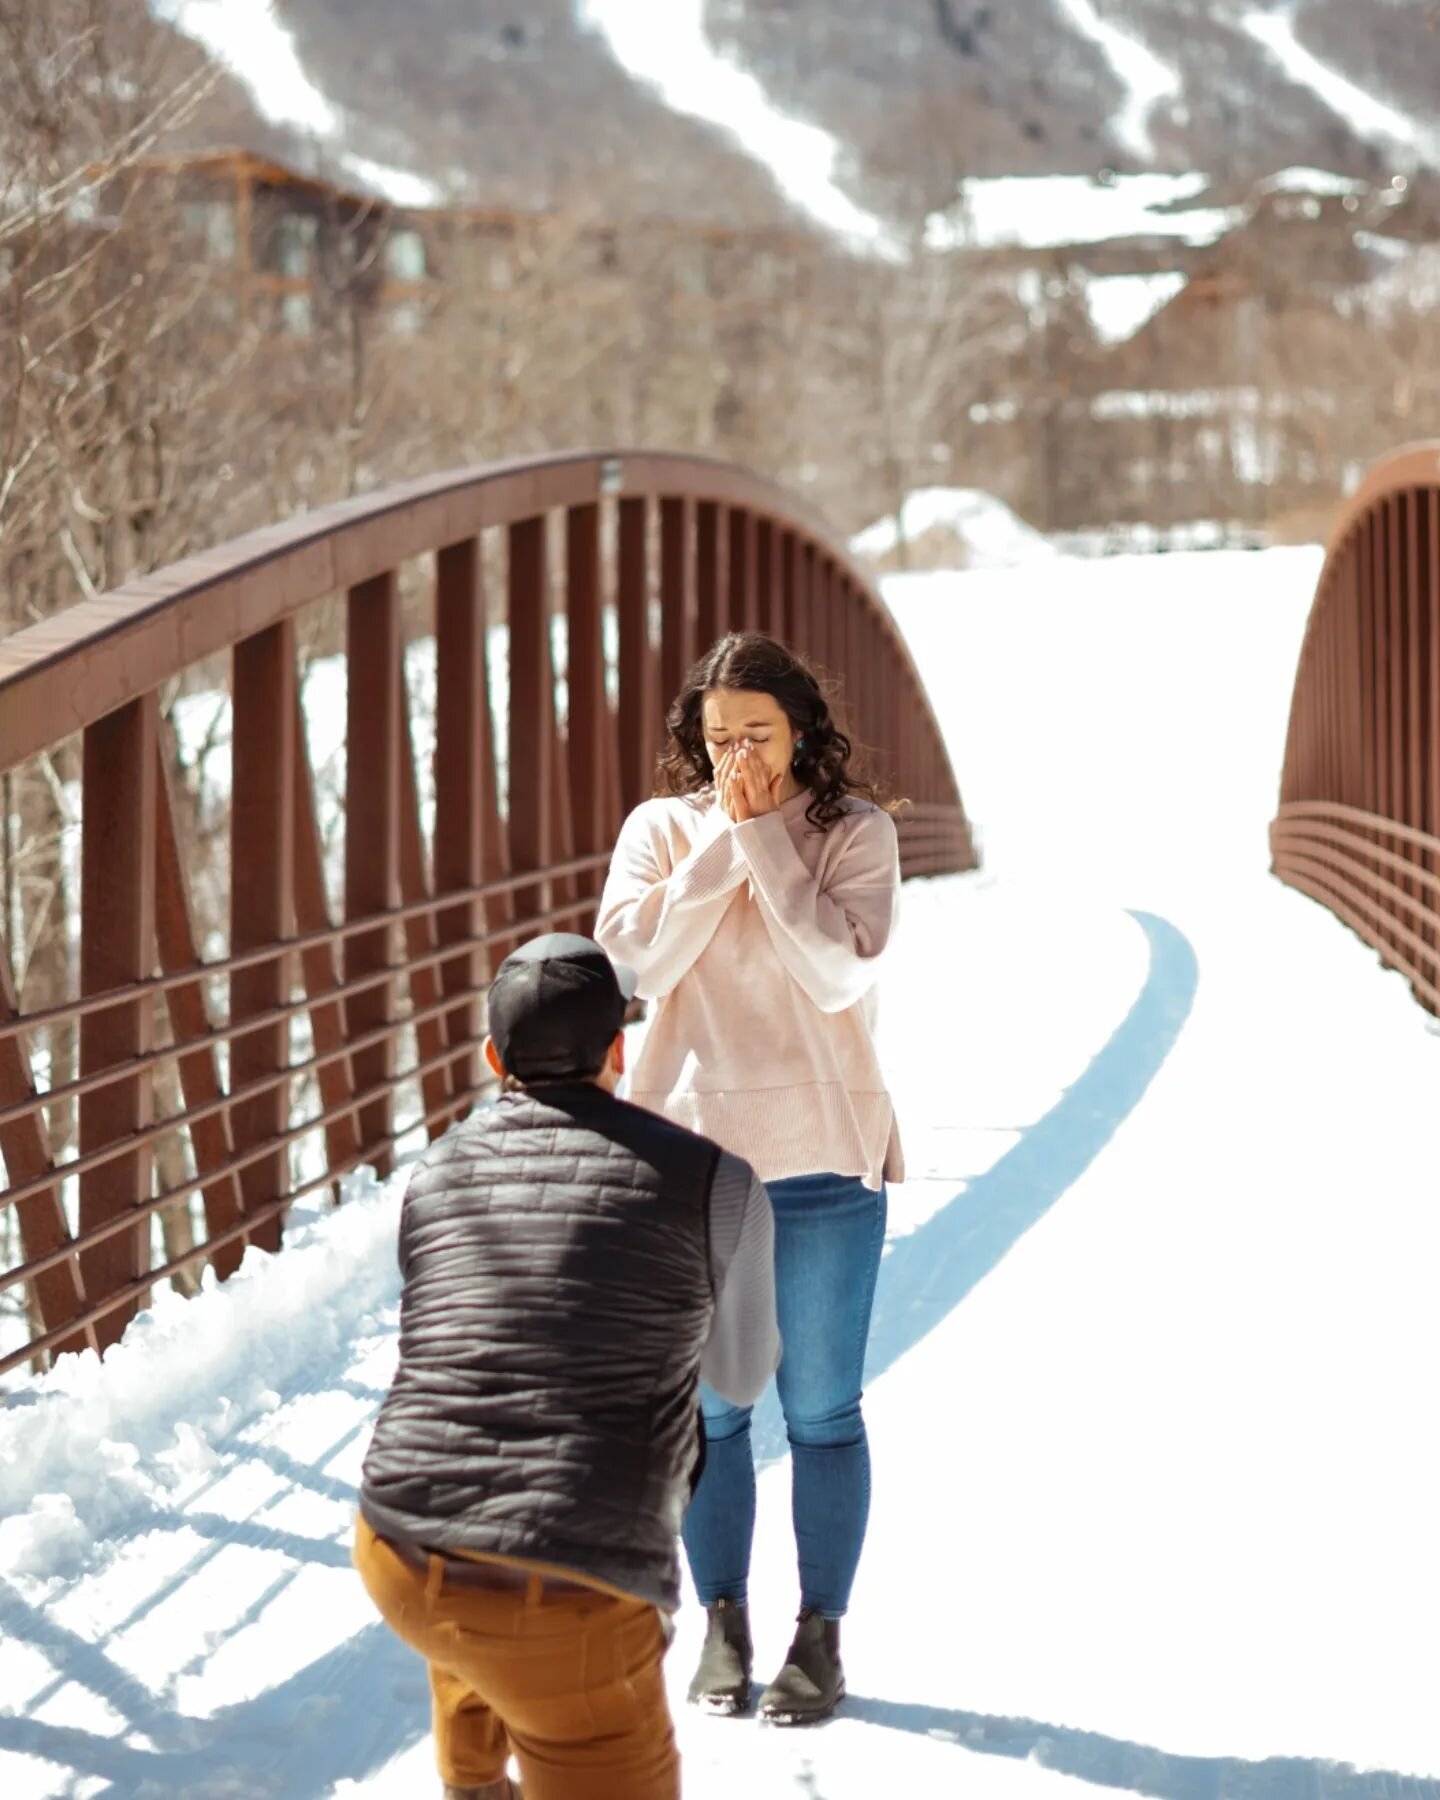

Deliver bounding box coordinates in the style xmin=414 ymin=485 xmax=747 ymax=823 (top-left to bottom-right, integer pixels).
xmin=792 ymin=735 xmax=806 ymax=769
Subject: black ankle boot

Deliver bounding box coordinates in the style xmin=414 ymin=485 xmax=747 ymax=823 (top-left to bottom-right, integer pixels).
xmin=758 ymin=1608 xmax=845 ymax=1725
xmin=687 ymin=1597 xmax=753 ymax=1715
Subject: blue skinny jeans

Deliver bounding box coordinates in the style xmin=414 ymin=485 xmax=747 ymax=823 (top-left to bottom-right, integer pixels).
xmin=682 ymin=1172 xmax=887 ymax=1620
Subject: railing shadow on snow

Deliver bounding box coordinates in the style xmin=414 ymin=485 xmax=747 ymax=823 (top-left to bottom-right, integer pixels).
xmin=0 ymin=1408 xmax=429 ymax=1796
xmin=751 ymin=908 xmax=1200 ymax=1468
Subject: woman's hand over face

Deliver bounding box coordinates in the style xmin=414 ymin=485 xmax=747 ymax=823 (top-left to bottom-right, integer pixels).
xmin=714 ymin=745 xmax=750 ymax=823
xmin=714 ymin=741 xmax=786 ymax=822
xmin=737 ymin=743 xmax=785 ymax=817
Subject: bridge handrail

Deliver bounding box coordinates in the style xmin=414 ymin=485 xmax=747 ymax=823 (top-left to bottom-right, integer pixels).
xmin=1272 ymin=442 xmax=1440 ymax=1017
xmin=0 ymin=449 xmax=975 ymax=1379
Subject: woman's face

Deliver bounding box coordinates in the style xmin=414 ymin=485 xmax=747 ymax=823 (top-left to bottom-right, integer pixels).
xmin=701 ymin=686 xmax=799 ymax=790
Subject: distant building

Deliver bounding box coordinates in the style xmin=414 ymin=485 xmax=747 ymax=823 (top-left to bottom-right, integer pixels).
xmin=127 ymin=148 xmax=819 ymax=346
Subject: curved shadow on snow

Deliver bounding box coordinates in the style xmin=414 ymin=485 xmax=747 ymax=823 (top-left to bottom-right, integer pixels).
xmin=753 ymin=909 xmax=1199 ymax=1466
xmin=840 ymin=1695 xmax=1440 ymax=1800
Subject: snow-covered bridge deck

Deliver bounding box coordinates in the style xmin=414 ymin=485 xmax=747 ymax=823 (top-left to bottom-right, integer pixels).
xmin=2 ymin=550 xmax=1437 ymax=1800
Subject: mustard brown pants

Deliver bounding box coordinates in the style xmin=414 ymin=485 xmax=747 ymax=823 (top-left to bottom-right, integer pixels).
xmin=354 ymin=1517 xmax=679 ymax=1800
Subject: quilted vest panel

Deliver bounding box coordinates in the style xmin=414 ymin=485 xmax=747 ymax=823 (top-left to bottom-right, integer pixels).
xmin=360 ymin=1083 xmax=719 ymax=1609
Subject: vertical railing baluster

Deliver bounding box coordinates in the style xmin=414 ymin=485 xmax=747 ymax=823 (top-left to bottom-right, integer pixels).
xmin=154 ymin=745 xmax=244 ymax=1277
xmin=780 ymin=531 xmax=799 ymax=646
xmin=568 ymin=503 xmax=607 ymax=921
xmin=345 ymin=575 xmax=401 ymax=1176
xmin=696 ymin=501 xmax=723 ymax=652
xmin=618 ymin=495 xmax=654 ymax=817
xmin=757 ymin=518 xmax=780 ymax=637
xmin=0 ymin=959 xmax=92 ymax=1355
xmin=435 ymin=539 xmax=486 ymax=1104
xmin=291 ymin=689 xmax=363 ymax=1173
xmin=397 ymin=669 xmax=455 ymax=1138
xmin=550 ymin=695 xmax=581 ymax=925
xmin=508 ymin=517 xmax=553 ymax=938
xmin=810 ymin=556 xmax=830 ymax=671
xmin=660 ymin=496 xmax=695 ymax=707
xmin=1375 ymin=504 xmax=1395 ymax=958
xmin=1343 ymin=543 xmax=1363 ymax=814
xmin=1390 ymin=494 xmax=1409 ymax=942
xmin=864 ymin=610 xmax=883 ymax=788
xmin=231 ymin=622 xmax=297 ymax=1240
xmin=874 ymin=618 xmax=891 ymax=797
xmin=729 ymin=508 xmax=757 ymax=634
xmin=79 ymin=695 xmax=158 ymax=1344
xmin=1358 ymin=517 xmax=1380 ymax=944
xmin=849 ymin=581 xmax=867 ymax=745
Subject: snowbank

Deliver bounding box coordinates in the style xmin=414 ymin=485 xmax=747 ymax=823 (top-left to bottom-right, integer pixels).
xmin=0 ymin=1167 xmax=403 ymax=1584
xmin=851 ymin=488 xmax=1055 ymax=572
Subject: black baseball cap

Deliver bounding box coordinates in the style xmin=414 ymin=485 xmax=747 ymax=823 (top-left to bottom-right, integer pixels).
xmin=486 ymin=933 xmax=638 ymax=1081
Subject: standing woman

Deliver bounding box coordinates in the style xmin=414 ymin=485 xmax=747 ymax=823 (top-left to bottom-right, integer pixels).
xmin=594 ymin=631 xmax=903 ymax=1725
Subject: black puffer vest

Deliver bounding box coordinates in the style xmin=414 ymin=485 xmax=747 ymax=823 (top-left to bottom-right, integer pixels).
xmin=359 ymin=1083 xmax=719 ymax=1611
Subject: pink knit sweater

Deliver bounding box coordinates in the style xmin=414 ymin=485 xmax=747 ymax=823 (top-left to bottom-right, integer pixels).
xmin=594 ymin=788 xmax=903 ymax=1189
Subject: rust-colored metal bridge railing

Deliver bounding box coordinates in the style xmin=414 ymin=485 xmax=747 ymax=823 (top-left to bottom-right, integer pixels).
xmin=1272 ymin=443 xmax=1440 ymax=1016
xmin=0 ymin=451 xmax=974 ymax=1379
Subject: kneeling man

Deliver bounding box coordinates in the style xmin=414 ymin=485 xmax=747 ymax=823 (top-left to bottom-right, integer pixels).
xmin=354 ymin=934 xmax=779 ymax=1800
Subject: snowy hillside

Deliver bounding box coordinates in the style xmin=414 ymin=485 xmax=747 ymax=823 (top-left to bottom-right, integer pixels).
xmin=154 ymin=1 xmax=1440 ymax=231
xmin=3 ymin=545 xmax=1439 ymax=1799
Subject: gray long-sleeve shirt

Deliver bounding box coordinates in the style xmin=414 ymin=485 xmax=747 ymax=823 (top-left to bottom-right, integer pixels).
xmin=702 ymin=1151 xmax=781 ymax=1406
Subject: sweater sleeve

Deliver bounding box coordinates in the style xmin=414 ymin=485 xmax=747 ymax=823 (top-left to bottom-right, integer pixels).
xmin=732 ymin=805 xmax=900 ymax=1014
xmin=701 ymin=1151 xmax=780 ymax=1407
xmin=593 ymin=799 xmax=749 ymax=1001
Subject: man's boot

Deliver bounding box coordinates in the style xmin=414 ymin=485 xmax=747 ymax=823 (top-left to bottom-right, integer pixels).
xmin=757 ymin=1609 xmax=845 ymax=1726
xmin=443 ymin=1781 xmax=520 ymax=1799
xmin=687 ymin=1597 xmax=753 ymax=1715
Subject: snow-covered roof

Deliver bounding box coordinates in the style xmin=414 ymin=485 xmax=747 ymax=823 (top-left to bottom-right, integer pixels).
xmin=1085 ymin=271 xmax=1187 ymax=346
xmin=929 ymin=174 xmax=1242 ymax=255
xmin=1256 ymin=167 xmax=1369 ymax=199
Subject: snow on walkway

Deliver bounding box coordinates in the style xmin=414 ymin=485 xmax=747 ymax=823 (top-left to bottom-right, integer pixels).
xmin=3 ymin=550 xmax=1439 ymax=1799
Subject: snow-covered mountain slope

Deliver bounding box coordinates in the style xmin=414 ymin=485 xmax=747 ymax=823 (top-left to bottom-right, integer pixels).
xmin=155 ymin=1 xmax=1440 ymax=232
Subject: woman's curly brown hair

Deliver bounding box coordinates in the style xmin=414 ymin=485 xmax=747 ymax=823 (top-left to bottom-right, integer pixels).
xmin=654 ymin=633 xmax=892 ymax=830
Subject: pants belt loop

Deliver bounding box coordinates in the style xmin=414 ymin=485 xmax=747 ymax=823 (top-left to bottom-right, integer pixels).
xmin=526 ymin=1571 xmax=544 ymax=1606
xmin=425 ymin=1552 xmax=446 ymax=1600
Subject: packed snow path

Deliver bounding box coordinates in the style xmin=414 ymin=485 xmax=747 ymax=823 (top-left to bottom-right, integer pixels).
xmin=2 ymin=550 xmax=1438 ymax=1800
